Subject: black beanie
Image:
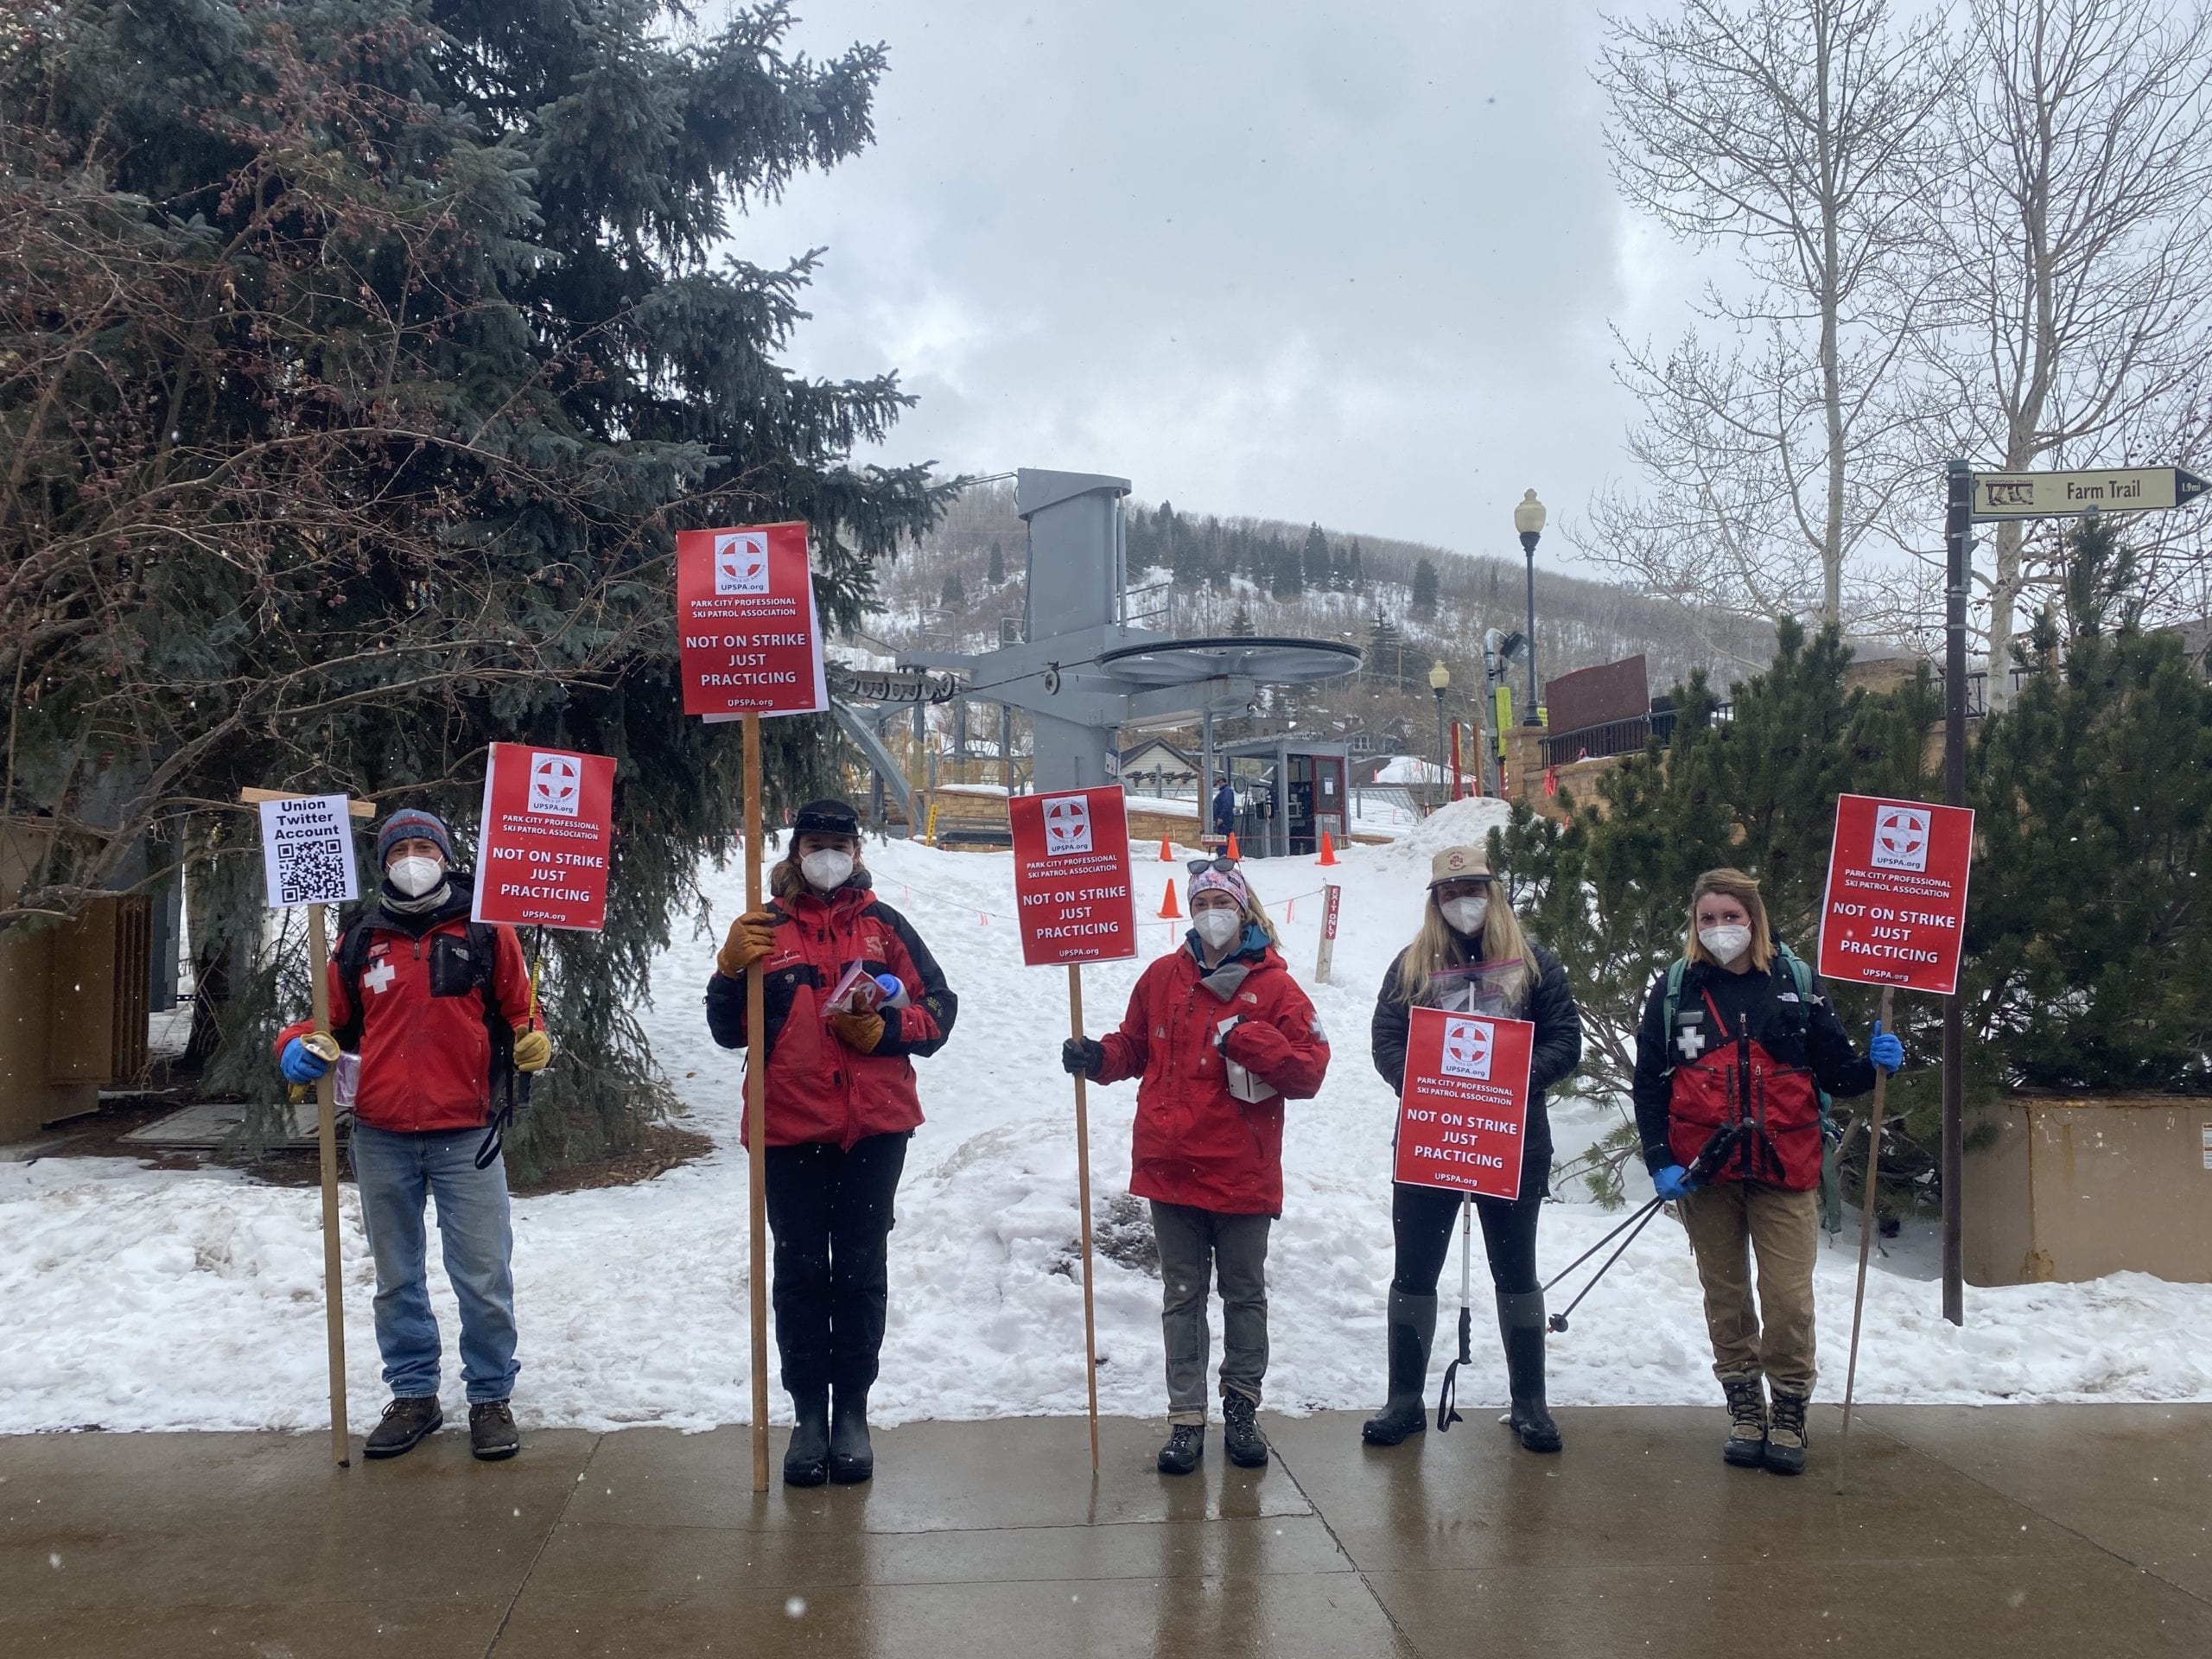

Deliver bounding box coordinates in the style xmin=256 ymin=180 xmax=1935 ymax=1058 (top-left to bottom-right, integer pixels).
xmin=791 ymin=798 xmax=860 ymax=837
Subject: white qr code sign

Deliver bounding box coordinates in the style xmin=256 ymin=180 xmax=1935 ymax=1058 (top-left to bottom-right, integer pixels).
xmin=257 ymin=793 xmax=359 ymax=908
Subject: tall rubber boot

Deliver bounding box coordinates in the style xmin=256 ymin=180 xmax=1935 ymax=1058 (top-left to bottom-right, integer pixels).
xmin=1497 ymin=1290 xmax=1562 ymax=1453
xmin=829 ymin=1386 xmax=874 ymax=1484
xmin=782 ymin=1389 xmax=830 ymax=1487
xmin=1361 ymin=1290 xmax=1437 ymax=1446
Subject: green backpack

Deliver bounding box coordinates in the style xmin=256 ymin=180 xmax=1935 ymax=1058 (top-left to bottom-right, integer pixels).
xmin=1659 ymin=943 xmax=1845 ymax=1234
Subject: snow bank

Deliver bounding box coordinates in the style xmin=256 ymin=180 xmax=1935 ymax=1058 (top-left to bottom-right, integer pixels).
xmin=3 ymin=830 xmax=2207 ymax=1434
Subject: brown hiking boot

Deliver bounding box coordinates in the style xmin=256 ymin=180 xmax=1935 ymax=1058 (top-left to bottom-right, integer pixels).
xmin=364 ymin=1395 xmax=442 ymax=1460
xmin=1764 ymin=1391 xmax=1809 ymax=1476
xmin=468 ymin=1400 xmax=520 ymax=1461
xmin=1720 ymin=1372 xmax=1766 ymax=1468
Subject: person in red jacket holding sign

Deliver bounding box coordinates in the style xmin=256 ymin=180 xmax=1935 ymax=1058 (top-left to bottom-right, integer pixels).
xmin=705 ymin=798 xmax=957 ymax=1488
xmin=1063 ymin=859 xmax=1330 ymax=1476
xmin=274 ymin=808 xmax=547 ymax=1463
xmin=1630 ymin=868 xmax=1900 ymax=1476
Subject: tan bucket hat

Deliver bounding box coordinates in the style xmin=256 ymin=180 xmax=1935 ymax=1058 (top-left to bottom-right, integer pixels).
xmin=1428 ymin=845 xmax=1493 ymax=886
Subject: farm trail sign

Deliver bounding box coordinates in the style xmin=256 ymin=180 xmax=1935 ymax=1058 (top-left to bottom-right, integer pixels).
xmin=1969 ymin=466 xmax=2209 ymax=522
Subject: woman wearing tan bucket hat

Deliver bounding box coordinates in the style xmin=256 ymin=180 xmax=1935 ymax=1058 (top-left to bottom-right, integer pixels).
xmin=1363 ymin=843 xmax=1583 ymax=1452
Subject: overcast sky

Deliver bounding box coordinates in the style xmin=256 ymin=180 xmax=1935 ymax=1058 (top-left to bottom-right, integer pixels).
xmin=730 ymin=2 xmax=1691 ymax=576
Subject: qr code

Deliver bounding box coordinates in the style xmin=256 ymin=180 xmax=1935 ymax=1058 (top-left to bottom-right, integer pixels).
xmin=276 ymin=835 xmax=350 ymax=905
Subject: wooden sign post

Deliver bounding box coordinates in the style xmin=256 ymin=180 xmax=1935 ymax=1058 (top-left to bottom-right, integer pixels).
xmin=1816 ymin=792 xmax=1975 ymax=1491
xmin=245 ymin=786 xmax=374 ymax=1468
xmin=1007 ymin=786 xmax=1140 ymax=1471
xmin=674 ymin=519 xmax=829 ymax=1493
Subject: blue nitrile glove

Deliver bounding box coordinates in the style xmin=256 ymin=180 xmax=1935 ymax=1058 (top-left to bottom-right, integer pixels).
xmin=280 ymin=1033 xmax=338 ymax=1084
xmin=1870 ymin=1020 xmax=1904 ymax=1074
xmin=1653 ymin=1164 xmax=1697 ymax=1202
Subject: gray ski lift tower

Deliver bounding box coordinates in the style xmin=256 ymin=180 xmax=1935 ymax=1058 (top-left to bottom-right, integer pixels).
xmin=899 ymin=469 xmax=1360 ymax=794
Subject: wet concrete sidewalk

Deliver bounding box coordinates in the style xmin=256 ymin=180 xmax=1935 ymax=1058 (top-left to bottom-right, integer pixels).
xmin=3 ymin=1405 xmax=2209 ymax=1657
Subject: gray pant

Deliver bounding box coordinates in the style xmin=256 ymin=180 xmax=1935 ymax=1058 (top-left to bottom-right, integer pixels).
xmin=1149 ymin=1199 xmax=1272 ymax=1424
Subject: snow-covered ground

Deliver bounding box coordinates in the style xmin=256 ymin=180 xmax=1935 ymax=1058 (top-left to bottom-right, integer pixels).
xmin=3 ymin=798 xmax=2208 ymax=1434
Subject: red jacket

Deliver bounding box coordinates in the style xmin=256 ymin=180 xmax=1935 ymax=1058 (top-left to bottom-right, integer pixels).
xmin=275 ymin=885 xmax=537 ymax=1134
xmin=704 ymin=874 xmax=956 ymax=1148
xmin=1096 ymin=931 xmax=1330 ymax=1216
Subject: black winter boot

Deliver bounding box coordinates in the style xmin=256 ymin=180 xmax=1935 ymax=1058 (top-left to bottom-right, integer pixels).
xmin=1497 ymin=1290 xmax=1562 ymax=1453
xmin=783 ymin=1389 xmax=830 ymax=1487
xmin=1361 ymin=1290 xmax=1437 ymax=1446
xmin=1221 ymin=1391 xmax=1269 ymax=1468
xmin=1720 ymin=1372 xmax=1768 ymax=1468
xmin=363 ymin=1395 xmax=442 ymax=1459
xmin=1156 ymin=1422 xmax=1205 ymax=1476
xmin=829 ymin=1387 xmax=874 ymax=1484
xmin=468 ymin=1400 xmax=520 ymax=1461
xmin=1764 ymin=1390 xmax=1809 ymax=1477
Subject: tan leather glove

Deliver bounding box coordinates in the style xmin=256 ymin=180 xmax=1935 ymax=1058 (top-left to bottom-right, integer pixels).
xmin=512 ymin=1027 xmax=551 ymax=1073
xmin=828 ymin=1007 xmax=886 ymax=1055
xmin=301 ymin=1032 xmax=341 ymax=1065
xmin=716 ymin=910 xmax=778 ymax=978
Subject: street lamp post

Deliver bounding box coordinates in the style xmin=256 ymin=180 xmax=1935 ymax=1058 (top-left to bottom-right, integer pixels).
xmin=1515 ymin=490 xmax=1546 ymax=726
xmin=1427 ymin=659 xmax=1450 ymax=807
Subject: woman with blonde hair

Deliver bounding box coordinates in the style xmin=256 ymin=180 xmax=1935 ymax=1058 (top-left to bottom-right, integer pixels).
xmin=1064 ymin=856 xmax=1330 ymax=1476
xmin=1363 ymin=844 xmax=1583 ymax=1451
xmin=1630 ymin=867 xmax=1899 ymax=1476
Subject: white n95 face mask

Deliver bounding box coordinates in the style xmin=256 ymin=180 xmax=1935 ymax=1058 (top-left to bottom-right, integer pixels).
xmin=386 ymin=855 xmax=443 ymax=897
xmin=1194 ymin=909 xmax=1242 ymax=949
xmin=1441 ymin=896 xmax=1489 ymax=937
xmin=1699 ymin=924 xmax=1753 ymax=963
xmin=800 ymin=849 xmax=855 ymax=891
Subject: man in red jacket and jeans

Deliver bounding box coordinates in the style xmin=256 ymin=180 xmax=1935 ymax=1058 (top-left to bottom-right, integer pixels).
xmin=276 ymin=808 xmax=547 ymax=1462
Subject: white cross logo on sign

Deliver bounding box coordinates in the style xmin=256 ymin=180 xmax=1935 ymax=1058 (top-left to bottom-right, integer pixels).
xmin=1870 ymin=804 xmax=1931 ymax=872
xmin=1042 ymin=795 xmax=1093 ymax=856
xmin=364 ymin=958 xmax=397 ymax=995
xmin=529 ymin=753 xmax=582 ymax=818
xmin=1439 ymin=1016 xmax=1494 ymax=1081
xmin=713 ymin=531 xmax=771 ymax=594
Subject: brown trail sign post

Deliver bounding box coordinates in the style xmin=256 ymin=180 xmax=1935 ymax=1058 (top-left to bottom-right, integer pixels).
xmin=1007 ymin=786 xmax=1140 ymax=1471
xmin=245 ymin=787 xmax=375 ymax=1467
xmin=675 ymin=521 xmax=830 ymax=1492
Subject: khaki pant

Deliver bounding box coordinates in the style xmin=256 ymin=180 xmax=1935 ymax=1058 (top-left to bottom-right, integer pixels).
xmin=1678 ymin=1182 xmax=1820 ymax=1397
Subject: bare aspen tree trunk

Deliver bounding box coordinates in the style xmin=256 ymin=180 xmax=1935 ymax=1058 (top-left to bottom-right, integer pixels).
xmin=1591 ymin=0 xmax=1954 ymax=632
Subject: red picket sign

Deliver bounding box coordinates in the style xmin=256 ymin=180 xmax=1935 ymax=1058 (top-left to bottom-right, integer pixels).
xmin=1394 ymin=1007 xmax=1536 ymax=1200
xmin=470 ymin=743 xmax=618 ymax=931
xmin=1816 ymin=793 xmax=1975 ymax=995
xmin=675 ymin=521 xmax=829 ymax=720
xmin=1007 ymin=787 xmax=1139 ymax=968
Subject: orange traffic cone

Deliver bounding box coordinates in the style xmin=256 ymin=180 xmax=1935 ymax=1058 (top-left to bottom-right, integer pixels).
xmin=1158 ymin=880 xmax=1182 ymax=919
xmin=1226 ymin=831 xmax=1242 ymax=861
xmin=1317 ymin=830 xmax=1338 ymax=866
xmin=1159 ymin=836 xmax=1174 ymax=861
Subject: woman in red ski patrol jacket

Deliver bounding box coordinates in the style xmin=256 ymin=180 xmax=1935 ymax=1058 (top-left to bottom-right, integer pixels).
xmin=705 ymin=798 xmax=955 ymax=1489
xmin=1063 ymin=857 xmax=1329 ymax=1477
xmin=1630 ymin=868 xmax=1901 ymax=1478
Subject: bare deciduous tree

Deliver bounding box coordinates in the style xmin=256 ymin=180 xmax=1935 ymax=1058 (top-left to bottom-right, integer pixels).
xmin=1589 ymin=0 xmax=1956 ymax=629
xmin=1912 ymin=0 xmax=2212 ymax=696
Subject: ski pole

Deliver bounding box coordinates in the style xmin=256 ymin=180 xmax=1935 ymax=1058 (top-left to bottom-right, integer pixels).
xmin=1434 ymin=1194 xmax=1476 ymax=1432
xmin=1542 ymin=1122 xmax=1747 ymax=1332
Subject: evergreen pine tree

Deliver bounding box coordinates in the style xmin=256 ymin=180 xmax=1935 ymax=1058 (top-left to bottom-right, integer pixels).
xmin=1 ymin=0 xmax=950 ymax=1173
xmin=1270 ymin=534 xmax=1304 ymax=599
xmin=1967 ymin=514 xmax=2212 ymax=1091
xmin=1411 ymin=558 xmax=1440 ymax=620
xmin=1302 ymin=523 xmax=1331 ymax=592
xmin=941 ymin=571 xmax=966 ymax=609
xmin=988 ymin=540 xmax=1006 ymax=584
xmin=1228 ymin=605 xmax=1257 ymax=637
xmin=1348 ymin=538 xmax=1368 ymax=590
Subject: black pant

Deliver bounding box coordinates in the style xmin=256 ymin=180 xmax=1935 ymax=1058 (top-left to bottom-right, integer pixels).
xmin=763 ymin=1131 xmax=910 ymax=1396
xmin=1390 ymin=1151 xmax=1550 ymax=1299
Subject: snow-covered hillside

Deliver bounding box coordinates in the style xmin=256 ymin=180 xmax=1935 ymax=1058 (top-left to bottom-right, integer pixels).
xmin=3 ymin=804 xmax=2206 ymax=1434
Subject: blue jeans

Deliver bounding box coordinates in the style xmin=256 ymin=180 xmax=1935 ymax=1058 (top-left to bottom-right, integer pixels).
xmin=349 ymin=1122 xmax=519 ymax=1404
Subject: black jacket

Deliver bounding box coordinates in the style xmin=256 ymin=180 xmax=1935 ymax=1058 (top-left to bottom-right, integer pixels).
xmin=1370 ymin=939 xmax=1583 ymax=1162
xmin=1630 ymin=955 xmax=1877 ymax=1174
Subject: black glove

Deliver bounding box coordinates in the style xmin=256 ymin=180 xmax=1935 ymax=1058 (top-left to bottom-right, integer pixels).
xmin=1061 ymin=1037 xmax=1104 ymax=1078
